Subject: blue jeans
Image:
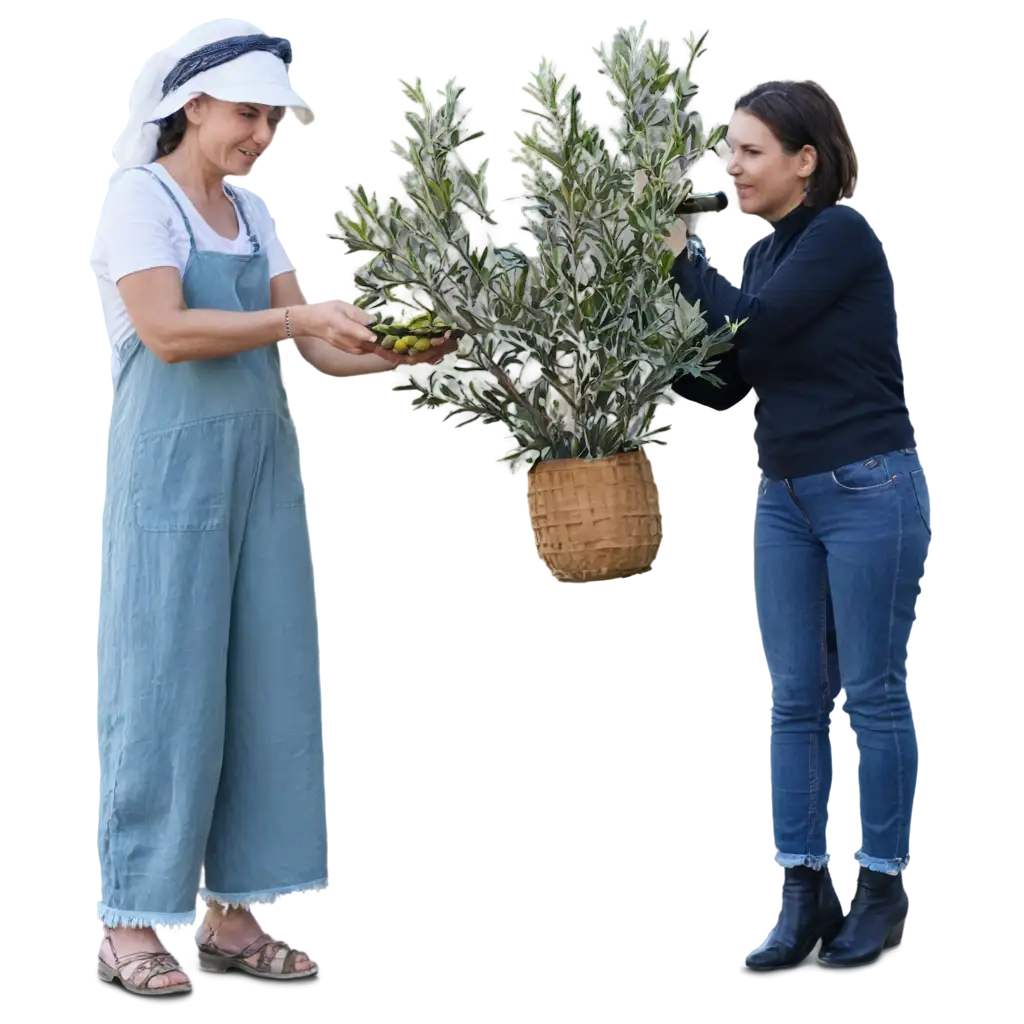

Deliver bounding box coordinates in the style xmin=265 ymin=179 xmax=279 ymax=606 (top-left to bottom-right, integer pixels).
xmin=754 ymin=449 xmax=931 ymax=875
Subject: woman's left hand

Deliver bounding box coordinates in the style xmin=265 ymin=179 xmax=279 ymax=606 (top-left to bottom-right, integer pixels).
xmin=665 ymin=218 xmax=690 ymax=257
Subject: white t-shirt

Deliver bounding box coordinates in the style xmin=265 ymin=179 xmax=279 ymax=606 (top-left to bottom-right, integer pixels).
xmin=90 ymin=162 xmax=294 ymax=381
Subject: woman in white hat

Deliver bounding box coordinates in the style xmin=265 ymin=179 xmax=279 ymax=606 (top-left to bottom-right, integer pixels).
xmin=90 ymin=19 xmax=455 ymax=996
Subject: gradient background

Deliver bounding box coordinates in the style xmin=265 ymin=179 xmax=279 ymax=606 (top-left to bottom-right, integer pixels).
xmin=2 ymin=4 xmax=1024 ymax=1019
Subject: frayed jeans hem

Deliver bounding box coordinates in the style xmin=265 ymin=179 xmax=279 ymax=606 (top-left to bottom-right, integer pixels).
xmin=855 ymin=850 xmax=909 ymax=875
xmin=775 ymin=851 xmax=830 ymax=870
xmin=199 ymin=876 xmax=328 ymax=910
xmin=97 ymin=903 xmax=197 ymax=929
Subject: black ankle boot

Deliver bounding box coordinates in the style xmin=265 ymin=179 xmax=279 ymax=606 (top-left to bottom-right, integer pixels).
xmin=745 ymin=866 xmax=844 ymax=971
xmin=818 ymin=866 xmax=908 ymax=967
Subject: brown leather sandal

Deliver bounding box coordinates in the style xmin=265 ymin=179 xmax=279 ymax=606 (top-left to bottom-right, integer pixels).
xmin=197 ymin=929 xmax=318 ymax=980
xmin=97 ymin=930 xmax=192 ymax=996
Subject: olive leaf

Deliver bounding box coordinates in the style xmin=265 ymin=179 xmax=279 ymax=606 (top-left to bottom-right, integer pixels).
xmin=333 ymin=24 xmax=739 ymax=471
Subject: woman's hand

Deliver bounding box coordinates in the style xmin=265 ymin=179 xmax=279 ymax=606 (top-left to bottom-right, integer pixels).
xmin=268 ymin=274 xmax=463 ymax=375
xmin=667 ymin=217 xmax=707 ymax=263
xmin=292 ymin=321 xmax=460 ymax=378
xmin=292 ymin=301 xmax=379 ymax=356
xmin=665 ymin=218 xmax=690 ymax=257
xmin=299 ymin=304 xmax=459 ymax=364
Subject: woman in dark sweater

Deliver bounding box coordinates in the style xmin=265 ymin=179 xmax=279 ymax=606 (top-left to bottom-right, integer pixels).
xmin=671 ymin=81 xmax=931 ymax=970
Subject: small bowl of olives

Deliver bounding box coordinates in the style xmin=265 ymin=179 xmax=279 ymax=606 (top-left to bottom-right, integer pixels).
xmin=368 ymin=312 xmax=466 ymax=354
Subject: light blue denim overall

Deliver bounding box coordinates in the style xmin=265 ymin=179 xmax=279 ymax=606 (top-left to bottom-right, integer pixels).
xmin=97 ymin=168 xmax=327 ymax=928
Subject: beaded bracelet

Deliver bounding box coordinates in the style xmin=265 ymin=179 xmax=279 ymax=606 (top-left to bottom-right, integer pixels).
xmin=284 ymin=308 xmax=293 ymax=339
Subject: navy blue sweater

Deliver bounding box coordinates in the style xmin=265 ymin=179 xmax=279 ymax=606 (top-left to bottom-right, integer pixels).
xmin=670 ymin=202 xmax=915 ymax=479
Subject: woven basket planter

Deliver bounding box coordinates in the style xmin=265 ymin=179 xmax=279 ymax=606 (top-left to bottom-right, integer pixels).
xmin=526 ymin=449 xmax=662 ymax=582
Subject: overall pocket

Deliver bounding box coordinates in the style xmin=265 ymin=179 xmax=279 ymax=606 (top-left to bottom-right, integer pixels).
xmin=132 ymin=418 xmax=231 ymax=532
xmin=830 ymin=455 xmax=894 ymax=492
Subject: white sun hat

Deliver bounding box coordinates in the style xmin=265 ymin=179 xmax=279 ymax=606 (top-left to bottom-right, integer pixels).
xmin=110 ymin=18 xmax=313 ymax=173
xmin=146 ymin=41 xmax=309 ymax=123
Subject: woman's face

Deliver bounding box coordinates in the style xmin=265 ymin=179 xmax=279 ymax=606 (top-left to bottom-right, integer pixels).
xmin=184 ymin=97 xmax=284 ymax=175
xmin=725 ymin=108 xmax=816 ymax=221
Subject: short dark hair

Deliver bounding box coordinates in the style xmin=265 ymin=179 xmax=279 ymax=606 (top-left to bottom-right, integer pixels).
xmin=734 ymin=81 xmax=857 ymax=208
xmin=156 ymin=109 xmax=189 ymax=157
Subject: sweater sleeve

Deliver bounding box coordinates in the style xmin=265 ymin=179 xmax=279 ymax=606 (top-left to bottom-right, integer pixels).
xmin=670 ymin=346 xmax=751 ymax=409
xmin=667 ymin=242 xmax=757 ymax=407
xmin=669 ymin=205 xmax=878 ymax=351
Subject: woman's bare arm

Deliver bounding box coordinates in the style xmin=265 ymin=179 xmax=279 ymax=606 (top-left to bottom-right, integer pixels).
xmin=116 ymin=266 xmax=379 ymax=364
xmin=269 ymin=272 xmax=395 ymax=377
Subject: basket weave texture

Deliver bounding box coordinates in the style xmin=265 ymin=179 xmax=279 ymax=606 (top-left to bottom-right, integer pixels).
xmin=526 ymin=449 xmax=662 ymax=582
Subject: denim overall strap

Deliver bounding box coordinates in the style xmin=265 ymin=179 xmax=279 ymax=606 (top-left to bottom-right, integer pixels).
xmin=224 ymin=184 xmax=260 ymax=255
xmin=131 ymin=166 xmax=198 ymax=252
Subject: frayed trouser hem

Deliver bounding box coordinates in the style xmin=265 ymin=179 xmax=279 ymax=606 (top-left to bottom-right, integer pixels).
xmin=775 ymin=851 xmax=830 ymax=870
xmin=199 ymin=876 xmax=328 ymax=910
xmin=95 ymin=876 xmax=327 ymax=933
xmin=97 ymin=903 xmax=197 ymax=929
xmin=773 ymin=851 xmax=908 ymax=874
xmin=855 ymin=850 xmax=909 ymax=875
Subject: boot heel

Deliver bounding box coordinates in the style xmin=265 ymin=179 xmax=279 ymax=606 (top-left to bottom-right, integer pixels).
xmin=884 ymin=921 xmax=909 ymax=950
xmin=97 ymin=959 xmax=117 ymax=983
